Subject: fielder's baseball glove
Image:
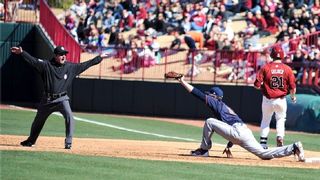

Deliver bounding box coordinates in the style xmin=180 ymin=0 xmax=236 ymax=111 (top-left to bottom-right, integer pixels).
xmin=164 ymin=71 xmax=183 ymax=80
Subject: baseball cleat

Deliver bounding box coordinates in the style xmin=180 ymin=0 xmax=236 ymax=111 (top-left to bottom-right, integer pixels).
xmin=276 ymin=136 xmax=284 ymax=147
xmin=293 ymin=141 xmax=305 ymax=162
xmin=20 ymin=140 xmax=34 ymax=147
xmin=65 ymin=143 xmax=72 ymax=149
xmin=191 ymin=148 xmax=209 ymax=157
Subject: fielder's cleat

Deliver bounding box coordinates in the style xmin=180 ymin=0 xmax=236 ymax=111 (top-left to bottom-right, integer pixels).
xmin=260 ymin=137 xmax=268 ymax=149
xmin=191 ymin=148 xmax=209 ymax=157
xmin=276 ymin=136 xmax=284 ymax=147
xmin=293 ymin=141 xmax=305 ymax=162
xmin=260 ymin=144 xmax=268 ymax=149
xmin=20 ymin=140 xmax=34 ymax=147
xmin=65 ymin=143 xmax=72 ymax=149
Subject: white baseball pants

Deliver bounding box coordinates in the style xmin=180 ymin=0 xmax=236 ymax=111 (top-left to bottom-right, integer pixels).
xmin=260 ymin=96 xmax=287 ymax=138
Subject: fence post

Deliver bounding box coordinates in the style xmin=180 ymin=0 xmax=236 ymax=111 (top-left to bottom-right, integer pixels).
xmin=164 ymin=48 xmax=168 ymax=83
xmin=4 ymin=0 xmax=7 ymax=22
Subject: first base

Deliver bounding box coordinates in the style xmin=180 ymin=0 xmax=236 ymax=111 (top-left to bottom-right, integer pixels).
xmin=304 ymin=157 xmax=320 ymax=163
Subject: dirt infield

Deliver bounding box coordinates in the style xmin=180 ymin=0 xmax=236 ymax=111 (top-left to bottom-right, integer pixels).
xmin=1 ymin=135 xmax=320 ymax=169
xmin=1 ymin=104 xmax=320 ymax=169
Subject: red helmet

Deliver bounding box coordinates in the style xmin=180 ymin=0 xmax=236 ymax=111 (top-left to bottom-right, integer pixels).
xmin=270 ymin=46 xmax=284 ymax=60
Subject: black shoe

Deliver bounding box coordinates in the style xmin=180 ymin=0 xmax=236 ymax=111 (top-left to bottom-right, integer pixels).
xmin=65 ymin=143 xmax=72 ymax=149
xmin=20 ymin=140 xmax=34 ymax=147
xmin=191 ymin=148 xmax=209 ymax=157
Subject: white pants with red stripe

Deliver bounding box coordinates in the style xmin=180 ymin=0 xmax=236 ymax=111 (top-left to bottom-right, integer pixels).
xmin=260 ymin=96 xmax=287 ymax=139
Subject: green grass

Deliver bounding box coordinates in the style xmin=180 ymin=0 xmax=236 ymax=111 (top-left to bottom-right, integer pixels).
xmin=1 ymin=109 xmax=320 ymax=179
xmin=1 ymin=109 xmax=319 ymax=150
xmin=1 ymin=151 xmax=319 ymax=180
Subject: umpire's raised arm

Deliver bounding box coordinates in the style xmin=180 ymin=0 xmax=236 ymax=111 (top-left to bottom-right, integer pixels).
xmin=11 ymin=46 xmax=45 ymax=72
xmin=73 ymin=52 xmax=110 ymax=75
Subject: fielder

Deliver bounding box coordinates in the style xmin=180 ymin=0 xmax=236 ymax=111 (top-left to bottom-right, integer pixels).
xmin=165 ymin=72 xmax=304 ymax=161
xmin=254 ymin=46 xmax=296 ymax=149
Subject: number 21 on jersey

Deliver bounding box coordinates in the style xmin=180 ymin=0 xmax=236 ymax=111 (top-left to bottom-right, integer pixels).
xmin=270 ymin=76 xmax=284 ymax=88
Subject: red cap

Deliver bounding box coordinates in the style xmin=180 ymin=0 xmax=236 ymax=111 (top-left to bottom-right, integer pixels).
xmin=270 ymin=46 xmax=284 ymax=60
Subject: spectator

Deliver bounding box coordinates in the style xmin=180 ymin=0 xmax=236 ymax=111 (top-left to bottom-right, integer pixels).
xmin=127 ymin=0 xmax=139 ymax=18
xmin=216 ymin=4 xmax=234 ymax=21
xmin=112 ymin=0 xmax=124 ymax=20
xmin=138 ymin=40 xmax=156 ymax=67
xmin=190 ymin=8 xmax=207 ymax=32
xmin=204 ymin=30 xmax=218 ymax=50
xmin=180 ymin=16 xmax=192 ymax=34
xmin=220 ymin=20 xmax=234 ymax=41
xmin=203 ymin=14 xmax=215 ymax=39
xmin=281 ymin=32 xmax=291 ymax=55
xmin=274 ymin=1 xmax=285 ymax=19
xmin=312 ymin=16 xmax=320 ymax=31
xmin=154 ymin=13 xmax=167 ymax=35
xmin=276 ymin=23 xmax=289 ymax=42
xmin=224 ymin=0 xmax=241 ymax=14
xmin=143 ymin=11 xmax=157 ymax=30
xmin=84 ymin=8 xmax=97 ymax=28
xmin=119 ymin=9 xmax=135 ymax=32
xmin=311 ymin=0 xmax=320 ymax=16
xmin=292 ymin=49 xmax=306 ymax=82
xmin=102 ymin=10 xmax=115 ymax=33
xmin=283 ymin=1 xmax=295 ymax=21
xmin=87 ymin=25 xmax=99 ymax=52
xmin=0 ymin=2 xmax=4 ymax=20
xmin=112 ymin=40 xmax=140 ymax=74
xmin=69 ymin=0 xmax=87 ymax=18
xmin=136 ymin=3 xmax=147 ymax=25
xmin=254 ymin=10 xmax=271 ymax=37
xmin=107 ymin=26 xmax=119 ymax=45
xmin=76 ymin=17 xmax=86 ymax=44
xmin=266 ymin=11 xmax=281 ymax=34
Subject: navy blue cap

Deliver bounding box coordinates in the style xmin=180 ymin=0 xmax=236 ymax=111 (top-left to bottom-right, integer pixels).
xmin=206 ymin=87 xmax=223 ymax=99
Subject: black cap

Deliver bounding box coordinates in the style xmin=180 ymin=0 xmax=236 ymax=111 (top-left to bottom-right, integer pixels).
xmin=54 ymin=46 xmax=69 ymax=55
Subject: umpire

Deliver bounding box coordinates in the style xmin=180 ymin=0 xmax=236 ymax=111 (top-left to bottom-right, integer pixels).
xmin=11 ymin=46 xmax=105 ymax=149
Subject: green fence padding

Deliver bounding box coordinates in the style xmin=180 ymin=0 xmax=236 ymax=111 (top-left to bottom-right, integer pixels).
xmin=287 ymin=94 xmax=320 ymax=133
xmin=0 ymin=23 xmax=34 ymax=67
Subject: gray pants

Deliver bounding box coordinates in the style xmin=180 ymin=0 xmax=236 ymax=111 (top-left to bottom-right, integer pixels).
xmin=26 ymin=98 xmax=74 ymax=145
xmin=200 ymin=118 xmax=294 ymax=159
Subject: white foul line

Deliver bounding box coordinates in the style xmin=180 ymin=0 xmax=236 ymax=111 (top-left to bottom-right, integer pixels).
xmin=52 ymin=112 xmax=198 ymax=142
xmin=8 ymin=105 xmax=220 ymax=144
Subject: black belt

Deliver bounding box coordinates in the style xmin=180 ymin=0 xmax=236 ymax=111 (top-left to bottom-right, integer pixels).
xmin=46 ymin=92 xmax=67 ymax=99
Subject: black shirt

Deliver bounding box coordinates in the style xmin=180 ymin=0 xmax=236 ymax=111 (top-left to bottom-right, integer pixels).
xmin=21 ymin=51 xmax=102 ymax=94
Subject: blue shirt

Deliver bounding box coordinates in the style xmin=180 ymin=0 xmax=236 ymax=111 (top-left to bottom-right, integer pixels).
xmin=191 ymin=88 xmax=244 ymax=125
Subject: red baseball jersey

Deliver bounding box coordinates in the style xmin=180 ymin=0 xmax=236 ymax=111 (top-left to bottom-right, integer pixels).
xmin=254 ymin=62 xmax=296 ymax=99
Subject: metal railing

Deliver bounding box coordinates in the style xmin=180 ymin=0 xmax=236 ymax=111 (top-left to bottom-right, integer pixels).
xmin=39 ymin=0 xmax=81 ymax=63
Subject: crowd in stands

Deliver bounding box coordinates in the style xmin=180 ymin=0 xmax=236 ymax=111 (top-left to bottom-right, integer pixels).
xmin=53 ymin=0 xmax=320 ymax=78
xmin=0 ymin=0 xmax=318 ymax=82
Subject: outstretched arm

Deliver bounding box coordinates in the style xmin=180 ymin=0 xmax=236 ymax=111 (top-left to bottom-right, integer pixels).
xmin=178 ymin=76 xmax=194 ymax=93
xmin=177 ymin=76 xmax=206 ymax=102
xmin=75 ymin=55 xmax=103 ymax=75
xmin=11 ymin=46 xmax=45 ymax=72
xmin=74 ymin=51 xmax=111 ymax=74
